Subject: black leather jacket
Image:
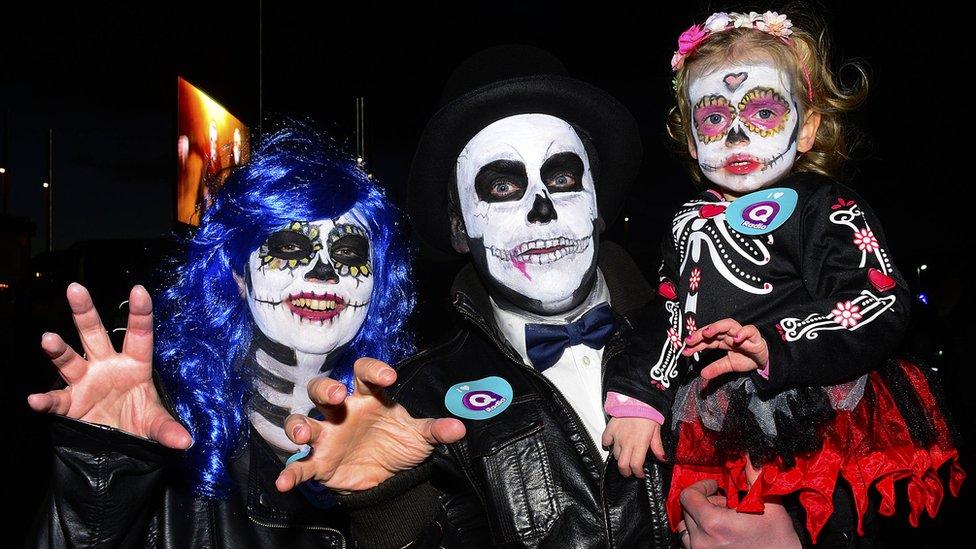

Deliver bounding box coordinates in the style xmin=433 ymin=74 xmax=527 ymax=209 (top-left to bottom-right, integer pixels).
xmin=341 ymin=242 xmax=674 ymax=548
xmin=28 ymin=412 xmax=350 ymax=548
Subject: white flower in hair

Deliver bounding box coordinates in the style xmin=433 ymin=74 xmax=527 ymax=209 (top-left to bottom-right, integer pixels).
xmin=758 ymin=11 xmax=794 ymax=37
xmin=704 ymin=12 xmax=732 ymax=32
xmin=731 ymin=11 xmax=762 ymax=28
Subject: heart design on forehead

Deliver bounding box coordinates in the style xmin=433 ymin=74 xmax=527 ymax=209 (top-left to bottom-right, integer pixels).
xmin=723 ymin=72 xmax=748 ymax=92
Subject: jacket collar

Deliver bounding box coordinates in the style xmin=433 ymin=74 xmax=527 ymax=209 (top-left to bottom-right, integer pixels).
xmin=490 ymin=270 xmax=611 ymax=367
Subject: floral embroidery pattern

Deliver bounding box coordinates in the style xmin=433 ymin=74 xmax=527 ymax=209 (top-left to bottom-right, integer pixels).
xmin=668 ymin=327 xmax=682 ymax=349
xmin=779 ymin=290 xmax=896 ymax=341
xmin=829 ymin=200 xmax=893 ymax=275
xmin=650 ymin=301 xmax=685 ymax=389
xmin=686 ymin=315 xmax=698 ymax=334
xmin=853 ymin=229 xmax=879 ymax=253
xmin=689 ymin=267 xmax=702 ymax=292
xmin=831 ymin=301 xmax=863 ymax=328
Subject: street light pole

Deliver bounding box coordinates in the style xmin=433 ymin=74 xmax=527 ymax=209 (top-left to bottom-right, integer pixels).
xmin=355 ymin=97 xmax=366 ymax=166
xmin=2 ymin=110 xmax=8 ymax=214
xmin=46 ymin=129 xmax=53 ymax=252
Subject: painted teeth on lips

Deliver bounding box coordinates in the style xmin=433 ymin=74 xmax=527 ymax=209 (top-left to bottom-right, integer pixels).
xmin=288 ymin=293 xmax=344 ymax=311
xmin=513 ymin=237 xmax=590 ymax=265
xmin=292 ymin=298 xmax=337 ymax=310
xmin=517 ymin=237 xmax=572 ymax=256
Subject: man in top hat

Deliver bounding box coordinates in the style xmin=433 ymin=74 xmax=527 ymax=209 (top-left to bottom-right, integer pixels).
xmin=276 ymin=46 xmax=804 ymax=548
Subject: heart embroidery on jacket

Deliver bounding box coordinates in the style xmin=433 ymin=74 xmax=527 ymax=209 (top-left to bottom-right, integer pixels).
xmin=699 ymin=204 xmax=727 ymax=219
xmin=868 ymin=268 xmax=896 ymax=292
xmin=658 ymin=280 xmax=678 ymax=301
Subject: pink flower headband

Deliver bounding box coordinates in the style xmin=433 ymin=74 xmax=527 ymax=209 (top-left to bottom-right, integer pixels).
xmin=671 ymin=11 xmax=814 ymax=102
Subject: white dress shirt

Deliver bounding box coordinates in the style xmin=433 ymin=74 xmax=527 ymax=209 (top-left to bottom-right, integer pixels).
xmin=490 ymin=270 xmax=611 ymax=460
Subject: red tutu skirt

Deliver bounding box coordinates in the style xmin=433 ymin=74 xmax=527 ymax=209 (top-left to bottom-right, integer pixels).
xmin=666 ymin=359 xmax=965 ymax=543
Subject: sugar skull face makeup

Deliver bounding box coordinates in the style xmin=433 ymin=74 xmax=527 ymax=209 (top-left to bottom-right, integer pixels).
xmin=455 ymin=114 xmax=599 ymax=314
xmin=245 ymin=213 xmax=373 ymax=355
xmin=688 ymin=62 xmax=800 ymax=195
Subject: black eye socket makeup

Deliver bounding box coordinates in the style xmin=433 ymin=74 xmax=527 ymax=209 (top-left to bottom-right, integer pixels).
xmin=326 ymin=223 xmax=373 ymax=278
xmin=474 ymin=159 xmax=528 ymax=202
xmin=257 ymin=221 xmax=324 ymax=272
xmin=330 ymin=234 xmax=369 ymax=267
xmin=540 ymin=152 xmax=584 ymax=193
xmin=265 ymin=230 xmax=314 ymax=260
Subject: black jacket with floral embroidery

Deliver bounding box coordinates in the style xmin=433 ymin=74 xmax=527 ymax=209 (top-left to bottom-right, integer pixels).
xmin=606 ymin=171 xmax=911 ymax=438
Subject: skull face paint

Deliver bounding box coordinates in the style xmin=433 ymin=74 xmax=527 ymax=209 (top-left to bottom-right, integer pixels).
xmin=689 ymin=63 xmax=800 ymax=195
xmin=456 ymin=114 xmax=599 ymax=314
xmin=245 ymin=213 xmax=373 ymax=355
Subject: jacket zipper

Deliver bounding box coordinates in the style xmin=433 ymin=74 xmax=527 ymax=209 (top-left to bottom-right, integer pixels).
xmin=246 ymin=515 xmax=346 ymax=548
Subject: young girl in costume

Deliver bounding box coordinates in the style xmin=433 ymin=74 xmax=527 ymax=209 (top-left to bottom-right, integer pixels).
xmin=601 ymin=9 xmax=964 ymax=543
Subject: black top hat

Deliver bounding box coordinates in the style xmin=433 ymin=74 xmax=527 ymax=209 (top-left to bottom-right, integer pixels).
xmin=407 ymin=45 xmax=643 ymax=254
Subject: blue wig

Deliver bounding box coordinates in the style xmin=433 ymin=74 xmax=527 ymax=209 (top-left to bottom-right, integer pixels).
xmin=155 ymin=125 xmax=416 ymax=498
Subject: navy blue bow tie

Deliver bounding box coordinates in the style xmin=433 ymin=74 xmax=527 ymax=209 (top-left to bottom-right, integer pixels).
xmin=524 ymin=302 xmax=615 ymax=372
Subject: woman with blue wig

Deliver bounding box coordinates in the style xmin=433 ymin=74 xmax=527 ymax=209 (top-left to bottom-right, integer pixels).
xmin=27 ymin=125 xmax=416 ymax=547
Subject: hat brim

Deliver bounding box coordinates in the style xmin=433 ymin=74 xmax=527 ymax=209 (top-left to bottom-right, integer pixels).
xmin=407 ymin=74 xmax=642 ymax=255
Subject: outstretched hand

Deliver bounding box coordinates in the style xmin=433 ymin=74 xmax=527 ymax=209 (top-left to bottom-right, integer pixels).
xmin=27 ymin=283 xmax=192 ymax=450
xmin=276 ymin=357 xmax=466 ymax=494
xmin=682 ymin=319 xmax=769 ymax=380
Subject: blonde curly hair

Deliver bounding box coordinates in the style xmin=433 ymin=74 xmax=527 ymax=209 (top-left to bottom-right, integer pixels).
xmin=667 ymin=11 xmax=868 ymax=184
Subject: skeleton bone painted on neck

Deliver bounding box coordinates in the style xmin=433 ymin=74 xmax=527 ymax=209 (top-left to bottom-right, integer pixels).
xmin=244 ymin=212 xmax=373 ymax=452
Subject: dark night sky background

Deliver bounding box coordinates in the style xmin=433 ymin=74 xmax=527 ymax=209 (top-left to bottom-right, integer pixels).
xmin=1 ymin=0 xmax=964 ymax=259
xmin=2 ymin=0 xmax=971 ymax=543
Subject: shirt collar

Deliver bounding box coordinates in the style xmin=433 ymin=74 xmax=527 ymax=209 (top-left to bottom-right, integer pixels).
xmin=490 ymin=269 xmax=611 ymax=367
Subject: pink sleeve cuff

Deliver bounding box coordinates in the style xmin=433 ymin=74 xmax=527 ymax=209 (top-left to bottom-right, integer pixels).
xmin=757 ymin=358 xmax=771 ymax=380
xmin=604 ymin=391 xmax=665 ymax=425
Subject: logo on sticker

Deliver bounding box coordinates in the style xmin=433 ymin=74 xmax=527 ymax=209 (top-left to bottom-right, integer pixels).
xmin=445 ymin=376 xmax=513 ymax=420
xmin=724 ymin=187 xmax=797 ymax=235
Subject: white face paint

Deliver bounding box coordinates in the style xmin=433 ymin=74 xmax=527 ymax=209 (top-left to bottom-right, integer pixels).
xmin=456 ymin=114 xmax=598 ymax=314
xmin=245 ymin=212 xmax=373 ymax=355
xmin=688 ymin=62 xmax=800 ymax=195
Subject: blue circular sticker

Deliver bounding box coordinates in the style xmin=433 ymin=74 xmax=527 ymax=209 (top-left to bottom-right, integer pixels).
xmin=444 ymin=376 xmax=514 ymax=420
xmin=724 ymin=187 xmax=798 ymax=235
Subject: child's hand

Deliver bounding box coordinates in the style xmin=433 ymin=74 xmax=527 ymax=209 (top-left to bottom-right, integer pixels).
xmin=602 ymin=416 xmax=666 ymax=478
xmin=682 ymin=319 xmax=769 ymax=380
